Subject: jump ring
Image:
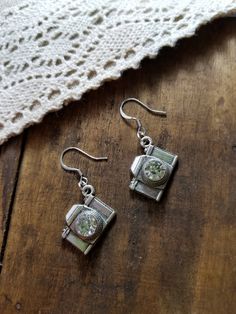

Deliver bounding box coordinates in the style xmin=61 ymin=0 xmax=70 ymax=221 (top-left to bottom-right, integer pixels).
xmin=137 ymin=126 xmax=146 ymax=139
xmin=82 ymin=184 xmax=95 ymax=197
xmin=78 ymin=176 xmax=88 ymax=189
xmin=140 ymin=136 xmax=152 ymax=148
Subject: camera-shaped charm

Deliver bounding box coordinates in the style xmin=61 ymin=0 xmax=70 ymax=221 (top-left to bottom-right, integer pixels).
xmin=62 ymin=195 xmax=116 ymax=254
xmin=130 ymin=145 xmax=178 ymax=201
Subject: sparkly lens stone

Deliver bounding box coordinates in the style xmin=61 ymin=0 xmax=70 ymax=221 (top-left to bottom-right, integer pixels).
xmin=75 ymin=211 xmax=101 ymax=240
xmin=143 ymin=159 xmax=167 ymax=183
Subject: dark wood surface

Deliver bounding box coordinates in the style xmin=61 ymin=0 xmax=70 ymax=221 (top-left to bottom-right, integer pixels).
xmin=0 ymin=18 xmax=236 ymax=314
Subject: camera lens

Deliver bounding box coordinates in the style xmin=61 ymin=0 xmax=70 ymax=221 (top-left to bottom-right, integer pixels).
xmin=141 ymin=158 xmax=169 ymax=186
xmin=74 ymin=209 xmax=103 ymax=241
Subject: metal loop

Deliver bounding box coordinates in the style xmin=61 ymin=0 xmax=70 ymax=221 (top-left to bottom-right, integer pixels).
xmin=60 ymin=147 xmax=107 ymax=178
xmin=140 ymin=136 xmax=153 ymax=148
xmin=78 ymin=176 xmax=88 ymax=189
xmin=120 ymin=98 xmax=166 ymax=140
xmin=82 ymin=185 xmax=95 ymax=197
xmin=60 ymin=146 xmax=107 ymax=194
xmin=137 ymin=126 xmax=146 ymax=139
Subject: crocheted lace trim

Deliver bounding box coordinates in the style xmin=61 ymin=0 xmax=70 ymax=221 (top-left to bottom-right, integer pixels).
xmin=0 ymin=0 xmax=236 ymax=144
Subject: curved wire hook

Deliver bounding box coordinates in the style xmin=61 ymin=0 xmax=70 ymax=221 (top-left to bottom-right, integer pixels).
xmin=60 ymin=146 xmax=108 ymax=180
xmin=120 ymin=98 xmax=167 ymax=135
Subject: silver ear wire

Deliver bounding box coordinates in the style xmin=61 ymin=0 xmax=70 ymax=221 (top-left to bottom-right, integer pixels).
xmin=60 ymin=146 xmax=108 ymax=196
xmin=119 ymin=97 xmax=166 ymax=140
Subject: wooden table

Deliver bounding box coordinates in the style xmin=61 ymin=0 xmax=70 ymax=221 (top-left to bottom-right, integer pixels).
xmin=0 ymin=18 xmax=235 ymax=314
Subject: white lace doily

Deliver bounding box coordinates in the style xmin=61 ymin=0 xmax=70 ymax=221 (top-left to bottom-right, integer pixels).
xmin=0 ymin=0 xmax=236 ymax=145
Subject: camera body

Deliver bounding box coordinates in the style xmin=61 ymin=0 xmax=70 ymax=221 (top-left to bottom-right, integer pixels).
xmin=62 ymin=194 xmax=116 ymax=254
xmin=130 ymin=145 xmax=178 ymax=201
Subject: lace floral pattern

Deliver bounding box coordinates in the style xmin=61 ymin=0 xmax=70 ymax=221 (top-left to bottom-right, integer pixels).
xmin=0 ymin=0 xmax=236 ymax=144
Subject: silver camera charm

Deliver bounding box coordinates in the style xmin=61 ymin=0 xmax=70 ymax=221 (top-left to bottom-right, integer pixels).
xmin=130 ymin=144 xmax=178 ymax=201
xmin=60 ymin=146 xmax=116 ymax=255
xmin=62 ymin=194 xmax=116 ymax=255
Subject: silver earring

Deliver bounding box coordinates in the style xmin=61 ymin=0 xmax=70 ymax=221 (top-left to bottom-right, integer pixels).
xmin=120 ymin=98 xmax=178 ymax=202
xmin=60 ymin=147 xmax=116 ymax=255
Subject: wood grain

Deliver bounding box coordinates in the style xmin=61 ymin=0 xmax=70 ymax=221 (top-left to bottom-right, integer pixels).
xmin=0 ymin=136 xmax=23 ymax=267
xmin=0 ymin=18 xmax=236 ymax=314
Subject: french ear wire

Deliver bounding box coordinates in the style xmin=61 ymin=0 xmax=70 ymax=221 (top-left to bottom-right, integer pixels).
xmin=60 ymin=146 xmax=107 ymax=196
xmin=120 ymin=97 xmax=166 ymax=142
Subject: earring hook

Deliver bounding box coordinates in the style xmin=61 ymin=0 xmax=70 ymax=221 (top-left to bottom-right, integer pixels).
xmin=60 ymin=146 xmax=108 ymax=180
xmin=120 ymin=97 xmax=166 ymax=138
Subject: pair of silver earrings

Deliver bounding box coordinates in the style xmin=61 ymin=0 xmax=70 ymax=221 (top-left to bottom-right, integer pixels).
xmin=60 ymin=98 xmax=178 ymax=254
